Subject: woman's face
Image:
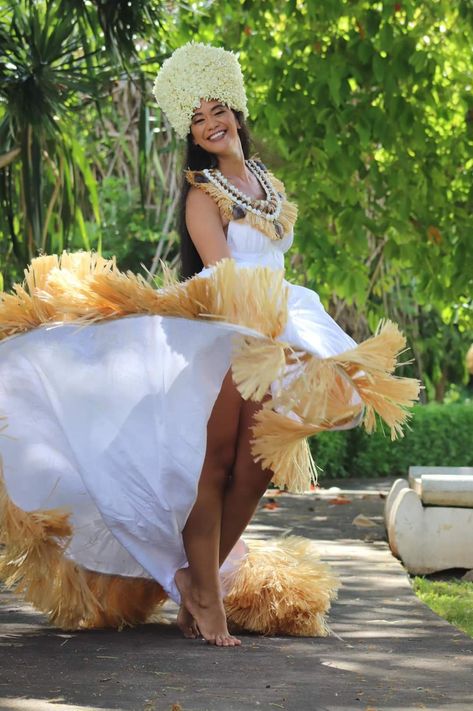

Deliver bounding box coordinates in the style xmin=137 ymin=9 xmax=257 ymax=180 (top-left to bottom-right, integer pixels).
xmin=190 ymin=99 xmax=241 ymax=154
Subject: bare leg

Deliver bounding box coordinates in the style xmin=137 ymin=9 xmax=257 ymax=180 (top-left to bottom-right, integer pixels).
xmin=175 ymin=371 xmax=242 ymax=646
xmin=219 ymin=398 xmax=273 ymax=567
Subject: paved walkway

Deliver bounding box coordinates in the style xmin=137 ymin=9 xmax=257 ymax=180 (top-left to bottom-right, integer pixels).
xmin=1 ymin=479 xmax=472 ymax=711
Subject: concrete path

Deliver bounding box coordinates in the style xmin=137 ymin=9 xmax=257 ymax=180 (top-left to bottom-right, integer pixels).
xmin=1 ymin=479 xmax=472 ymax=711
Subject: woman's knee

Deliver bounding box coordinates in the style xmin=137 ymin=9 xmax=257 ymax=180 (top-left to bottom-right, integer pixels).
xmin=201 ymin=442 xmax=236 ymax=486
xmin=231 ymin=458 xmax=273 ymax=499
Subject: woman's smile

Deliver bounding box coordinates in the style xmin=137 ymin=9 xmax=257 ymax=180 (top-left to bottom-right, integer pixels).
xmin=207 ymin=129 xmax=227 ymax=142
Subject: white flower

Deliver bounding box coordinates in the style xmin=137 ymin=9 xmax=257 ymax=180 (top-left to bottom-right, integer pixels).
xmin=153 ymin=42 xmax=248 ymax=140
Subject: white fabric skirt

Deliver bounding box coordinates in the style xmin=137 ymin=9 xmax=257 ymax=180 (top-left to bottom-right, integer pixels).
xmin=0 ymin=282 xmax=359 ymax=602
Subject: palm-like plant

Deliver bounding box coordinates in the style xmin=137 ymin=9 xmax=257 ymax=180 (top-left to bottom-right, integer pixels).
xmin=0 ymin=0 xmax=180 ymax=287
xmin=0 ymin=1 xmax=110 ymax=266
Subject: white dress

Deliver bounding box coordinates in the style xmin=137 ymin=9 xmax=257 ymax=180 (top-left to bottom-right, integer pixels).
xmin=0 ymin=192 xmax=418 ymax=632
xmin=0 ymin=220 xmax=361 ymax=601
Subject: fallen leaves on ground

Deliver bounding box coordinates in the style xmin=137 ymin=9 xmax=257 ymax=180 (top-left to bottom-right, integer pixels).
xmin=328 ymin=496 xmax=352 ymax=505
xmin=352 ymin=514 xmax=379 ymax=528
xmin=263 ymin=499 xmax=280 ymax=510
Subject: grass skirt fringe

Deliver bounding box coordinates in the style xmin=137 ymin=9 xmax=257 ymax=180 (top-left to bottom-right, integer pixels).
xmin=0 ymin=251 xmax=418 ymax=633
xmin=0 ymin=470 xmax=338 ymax=635
xmin=0 ymin=251 xmax=420 ymax=493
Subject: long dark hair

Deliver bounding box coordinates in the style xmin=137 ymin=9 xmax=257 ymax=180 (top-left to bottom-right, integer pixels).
xmin=177 ymin=110 xmax=252 ymax=279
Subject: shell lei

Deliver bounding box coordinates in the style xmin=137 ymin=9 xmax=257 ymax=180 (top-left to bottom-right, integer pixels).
xmin=0 ymin=252 xmax=420 ymax=632
xmin=185 ymin=159 xmax=298 ymax=242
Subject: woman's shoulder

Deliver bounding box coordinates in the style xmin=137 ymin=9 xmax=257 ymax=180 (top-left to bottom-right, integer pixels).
xmin=184 ymin=166 xmax=234 ymax=222
xmin=186 ymin=185 xmax=221 ymax=220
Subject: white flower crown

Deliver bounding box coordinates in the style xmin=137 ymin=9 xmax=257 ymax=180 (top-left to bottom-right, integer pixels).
xmin=153 ymin=42 xmax=248 ymax=139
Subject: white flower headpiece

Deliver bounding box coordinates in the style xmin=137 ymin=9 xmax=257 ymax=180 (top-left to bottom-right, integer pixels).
xmin=153 ymin=42 xmax=248 ymax=139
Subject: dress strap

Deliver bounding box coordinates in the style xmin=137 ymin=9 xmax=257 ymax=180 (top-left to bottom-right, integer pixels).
xmin=185 ymin=156 xmax=298 ymax=241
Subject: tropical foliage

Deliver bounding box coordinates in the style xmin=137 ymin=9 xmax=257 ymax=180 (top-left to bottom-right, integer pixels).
xmin=0 ymin=0 xmax=180 ymax=283
xmin=311 ymin=402 xmax=473 ymax=478
xmin=0 ymin=0 xmax=471 ymax=399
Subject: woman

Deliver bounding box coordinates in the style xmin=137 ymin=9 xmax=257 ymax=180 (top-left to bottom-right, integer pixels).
xmin=174 ymin=99 xmax=280 ymax=646
xmin=0 ymin=43 xmax=419 ymax=647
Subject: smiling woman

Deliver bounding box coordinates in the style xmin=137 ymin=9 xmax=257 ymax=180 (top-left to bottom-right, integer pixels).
xmin=0 ymin=42 xmax=419 ymax=648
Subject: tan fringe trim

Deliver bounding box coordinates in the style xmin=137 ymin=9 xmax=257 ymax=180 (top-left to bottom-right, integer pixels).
xmin=231 ymin=336 xmax=287 ymax=401
xmin=0 ymin=252 xmax=117 ymax=339
xmin=0 ymin=252 xmax=420 ymax=495
xmin=268 ymin=171 xmax=299 ymax=238
xmin=1 ymin=460 xmax=338 ymax=636
xmin=0 ymin=255 xmax=288 ymax=342
xmin=224 ymin=536 xmax=339 ymax=636
xmin=185 ymin=169 xmax=234 ymax=222
xmin=81 ymin=571 xmax=167 ymax=629
xmin=233 ymin=320 xmax=419 ymax=491
xmin=250 ymin=410 xmax=321 ymax=492
xmin=0 ymin=467 xmax=99 ymax=629
xmin=1 ymin=457 xmax=338 ymax=636
xmin=0 ymin=466 xmax=166 ymax=630
xmin=185 ymin=160 xmax=298 ymax=241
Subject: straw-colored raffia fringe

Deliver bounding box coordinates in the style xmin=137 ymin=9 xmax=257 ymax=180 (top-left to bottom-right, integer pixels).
xmin=0 ymin=468 xmax=167 ymax=630
xmin=230 ymin=321 xmax=420 ymax=491
xmin=250 ymin=410 xmax=321 ymax=492
xmin=51 ymin=257 xmax=288 ymax=337
xmin=269 ymin=172 xmax=298 ymax=238
xmin=185 ymin=164 xmax=298 ymax=242
xmin=0 ymin=254 xmax=287 ymax=342
xmin=81 ymin=572 xmax=167 ymax=629
xmin=231 ymin=336 xmax=287 ymax=401
xmin=0 ymin=251 xmax=419 ymax=495
xmin=224 ymin=537 xmax=339 ymax=636
xmin=0 ymin=252 xmax=117 ymax=339
xmin=0 ymin=468 xmax=100 ymax=629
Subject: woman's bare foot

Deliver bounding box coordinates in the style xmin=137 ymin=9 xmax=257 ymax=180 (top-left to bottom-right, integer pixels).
xmin=174 ymin=568 xmax=241 ymax=647
xmin=176 ymin=604 xmax=200 ymax=639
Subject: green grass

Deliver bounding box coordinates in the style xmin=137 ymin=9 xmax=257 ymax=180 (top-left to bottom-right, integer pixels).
xmin=413 ymin=577 xmax=473 ymax=638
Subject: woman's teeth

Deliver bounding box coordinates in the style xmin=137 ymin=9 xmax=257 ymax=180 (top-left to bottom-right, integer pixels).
xmin=209 ymin=130 xmax=226 ymax=141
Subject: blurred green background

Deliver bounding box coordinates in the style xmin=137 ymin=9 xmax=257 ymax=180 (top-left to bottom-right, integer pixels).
xmin=1 ymin=0 xmax=472 ymax=439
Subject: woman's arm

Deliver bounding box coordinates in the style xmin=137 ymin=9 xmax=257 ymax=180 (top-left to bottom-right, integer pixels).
xmin=185 ymin=186 xmax=232 ymax=267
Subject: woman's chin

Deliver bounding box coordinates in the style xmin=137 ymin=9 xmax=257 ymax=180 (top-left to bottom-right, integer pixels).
xmin=204 ymin=136 xmax=237 ymax=156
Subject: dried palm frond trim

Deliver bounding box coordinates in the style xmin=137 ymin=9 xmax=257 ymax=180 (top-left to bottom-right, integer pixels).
xmin=230 ymin=320 xmax=419 ymax=491
xmin=1 ymin=460 xmax=339 ymax=635
xmin=250 ymin=409 xmax=321 ymax=492
xmin=0 ymin=467 xmax=99 ymax=629
xmin=0 ymin=252 xmax=420 ymax=496
xmin=225 ymin=536 xmax=340 ymax=637
xmin=81 ymin=571 xmax=167 ymax=630
xmin=0 ymin=252 xmax=117 ymax=339
xmin=231 ymin=336 xmax=287 ymax=401
xmin=0 ymin=254 xmax=288 ymax=342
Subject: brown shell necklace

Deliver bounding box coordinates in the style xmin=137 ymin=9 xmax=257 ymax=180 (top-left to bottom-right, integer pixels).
xmin=201 ymin=159 xmax=285 ymax=238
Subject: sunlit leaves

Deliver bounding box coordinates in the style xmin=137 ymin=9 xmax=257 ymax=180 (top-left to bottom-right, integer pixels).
xmin=166 ymin=0 xmax=472 ymax=327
